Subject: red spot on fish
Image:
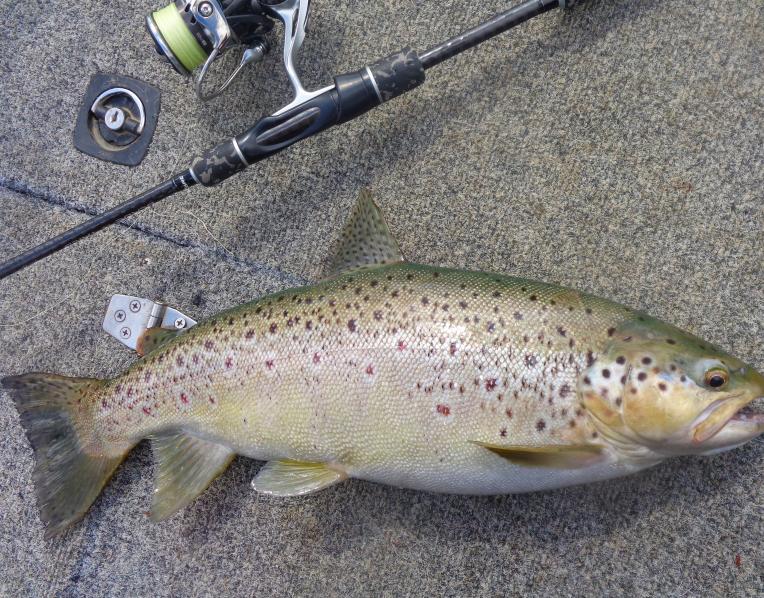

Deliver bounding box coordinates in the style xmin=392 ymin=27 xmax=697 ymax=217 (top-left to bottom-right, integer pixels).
xmin=101 ymin=399 xmax=108 ymax=409
xmin=313 ymin=353 xmax=321 ymax=364
xmin=176 ymin=356 xmax=184 ymax=366
xmin=142 ymin=407 xmax=151 ymax=416
xmin=246 ymin=330 xmax=255 ymax=339
xmin=266 ymin=359 xmax=275 ymax=370
xmin=398 ymin=340 xmax=407 ymax=351
xmin=485 ymin=379 xmax=497 ymax=391
xmin=205 ymin=340 xmax=215 ymax=350
xmin=127 ymin=387 xmax=133 ymax=397
xmin=180 ymin=393 xmax=189 ymax=404
xmin=347 ymin=320 xmax=357 ymax=332
xmin=269 ymin=323 xmax=278 ymax=334
xmin=436 ymin=404 xmax=451 ymax=416
xmin=366 ymin=364 xmax=375 ymax=375
xmin=450 ymin=343 xmax=457 ymax=355
xmin=225 ymin=357 xmax=234 ymax=368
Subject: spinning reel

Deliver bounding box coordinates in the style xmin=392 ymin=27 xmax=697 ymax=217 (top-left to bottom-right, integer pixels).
xmin=147 ymin=0 xmax=314 ymax=102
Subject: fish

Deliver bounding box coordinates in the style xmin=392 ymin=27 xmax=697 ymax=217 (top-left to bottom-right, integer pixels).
xmin=3 ymin=190 xmax=763 ymax=538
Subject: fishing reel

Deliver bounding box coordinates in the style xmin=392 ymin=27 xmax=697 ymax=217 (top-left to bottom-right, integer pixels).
xmin=147 ymin=0 xmax=313 ymax=102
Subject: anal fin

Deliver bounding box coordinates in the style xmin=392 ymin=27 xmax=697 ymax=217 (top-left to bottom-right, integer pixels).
xmin=251 ymin=460 xmax=346 ymax=497
xmin=150 ymin=431 xmax=235 ymax=521
xmin=472 ymin=441 xmax=606 ymax=469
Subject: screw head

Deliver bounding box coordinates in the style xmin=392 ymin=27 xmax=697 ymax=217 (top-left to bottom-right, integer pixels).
xmin=104 ymin=107 xmax=126 ymax=131
xmin=120 ymin=327 xmax=131 ymax=339
xmin=198 ymin=2 xmax=214 ymax=17
xmin=174 ymin=318 xmax=187 ymax=329
xmin=114 ymin=309 xmax=126 ymax=322
xmin=129 ymin=300 xmax=141 ymax=313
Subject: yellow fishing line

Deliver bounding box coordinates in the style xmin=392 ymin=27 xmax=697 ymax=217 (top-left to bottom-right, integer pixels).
xmin=152 ymin=4 xmax=207 ymax=72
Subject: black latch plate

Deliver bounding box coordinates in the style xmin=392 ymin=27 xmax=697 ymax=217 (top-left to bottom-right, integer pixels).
xmin=73 ymin=73 xmax=161 ymax=166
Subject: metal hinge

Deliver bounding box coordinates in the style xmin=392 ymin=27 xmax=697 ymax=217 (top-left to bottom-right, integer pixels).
xmin=103 ymin=294 xmax=197 ymax=351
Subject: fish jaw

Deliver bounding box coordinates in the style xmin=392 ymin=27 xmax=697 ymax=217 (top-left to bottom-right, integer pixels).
xmin=691 ymin=396 xmax=764 ymax=453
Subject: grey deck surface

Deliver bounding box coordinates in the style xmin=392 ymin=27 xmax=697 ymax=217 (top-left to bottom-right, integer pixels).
xmin=0 ymin=1 xmax=762 ymax=596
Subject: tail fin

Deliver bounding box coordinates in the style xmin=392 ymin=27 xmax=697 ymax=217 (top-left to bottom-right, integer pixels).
xmin=2 ymin=373 xmax=128 ymax=538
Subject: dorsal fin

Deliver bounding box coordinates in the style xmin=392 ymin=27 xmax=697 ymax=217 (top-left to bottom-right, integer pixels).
xmin=325 ymin=189 xmax=404 ymax=278
xmin=136 ymin=327 xmax=184 ymax=357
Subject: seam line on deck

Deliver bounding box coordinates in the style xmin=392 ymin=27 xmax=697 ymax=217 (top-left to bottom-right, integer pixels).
xmin=0 ymin=176 xmax=309 ymax=286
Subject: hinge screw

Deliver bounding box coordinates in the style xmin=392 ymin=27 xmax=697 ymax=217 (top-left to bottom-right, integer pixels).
xmin=120 ymin=327 xmax=131 ymax=339
xmin=129 ymin=300 xmax=141 ymax=312
xmin=114 ymin=310 xmax=126 ymax=322
xmin=174 ymin=318 xmax=187 ymax=329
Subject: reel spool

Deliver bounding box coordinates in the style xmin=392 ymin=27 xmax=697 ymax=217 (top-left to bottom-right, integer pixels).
xmin=147 ymin=0 xmax=276 ymax=100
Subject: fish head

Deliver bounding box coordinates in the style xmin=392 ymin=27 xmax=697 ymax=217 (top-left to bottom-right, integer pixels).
xmin=580 ymin=318 xmax=764 ymax=457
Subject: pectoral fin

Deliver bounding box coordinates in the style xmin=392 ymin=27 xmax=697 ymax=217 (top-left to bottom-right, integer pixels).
xmin=251 ymin=460 xmax=347 ymax=496
xmin=150 ymin=432 xmax=235 ymax=521
xmin=472 ymin=441 xmax=606 ymax=469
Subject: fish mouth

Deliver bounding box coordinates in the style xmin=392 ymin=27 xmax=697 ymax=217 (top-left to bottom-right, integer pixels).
xmin=692 ymin=395 xmax=764 ymax=448
xmin=727 ymin=397 xmax=764 ymax=427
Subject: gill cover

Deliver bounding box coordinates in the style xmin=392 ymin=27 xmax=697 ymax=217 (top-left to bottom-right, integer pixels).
xmin=580 ymin=317 xmax=764 ymax=456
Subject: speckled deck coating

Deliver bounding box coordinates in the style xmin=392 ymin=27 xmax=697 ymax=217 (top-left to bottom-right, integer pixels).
xmin=90 ymin=262 xmax=729 ymax=495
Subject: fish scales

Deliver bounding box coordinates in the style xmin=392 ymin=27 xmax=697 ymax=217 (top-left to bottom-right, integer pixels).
xmin=96 ymin=265 xmax=630 ymax=490
xmin=4 ymin=190 xmax=762 ymax=536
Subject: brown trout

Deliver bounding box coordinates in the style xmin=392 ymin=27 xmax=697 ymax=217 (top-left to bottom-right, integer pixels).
xmin=4 ymin=191 xmax=763 ymax=538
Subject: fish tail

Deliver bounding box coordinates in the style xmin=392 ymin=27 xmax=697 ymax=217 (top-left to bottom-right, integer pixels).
xmin=2 ymin=372 xmax=130 ymax=538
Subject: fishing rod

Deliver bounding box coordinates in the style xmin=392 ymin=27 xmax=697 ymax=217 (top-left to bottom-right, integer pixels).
xmin=0 ymin=0 xmax=578 ymax=279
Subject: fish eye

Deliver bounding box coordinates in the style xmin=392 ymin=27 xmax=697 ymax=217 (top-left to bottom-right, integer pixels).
xmin=704 ymin=369 xmax=729 ymax=389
